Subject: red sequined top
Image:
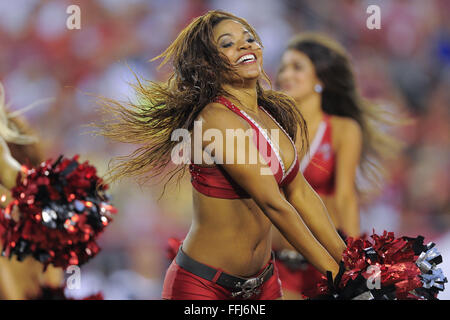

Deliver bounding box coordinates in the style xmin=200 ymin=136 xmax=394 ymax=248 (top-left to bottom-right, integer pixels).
xmin=301 ymin=114 xmax=336 ymax=196
xmin=189 ymin=96 xmax=299 ymax=199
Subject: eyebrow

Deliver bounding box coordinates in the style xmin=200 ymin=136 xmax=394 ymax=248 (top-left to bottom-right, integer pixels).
xmin=217 ymin=30 xmax=251 ymax=42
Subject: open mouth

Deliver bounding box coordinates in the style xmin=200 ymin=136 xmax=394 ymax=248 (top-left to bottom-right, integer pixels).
xmin=236 ymin=53 xmax=257 ymax=64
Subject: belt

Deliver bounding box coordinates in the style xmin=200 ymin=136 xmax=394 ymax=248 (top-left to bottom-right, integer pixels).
xmin=175 ymin=247 xmax=274 ymax=299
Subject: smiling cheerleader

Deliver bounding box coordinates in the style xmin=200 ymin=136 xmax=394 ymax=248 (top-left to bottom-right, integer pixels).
xmin=93 ymin=10 xmax=350 ymax=300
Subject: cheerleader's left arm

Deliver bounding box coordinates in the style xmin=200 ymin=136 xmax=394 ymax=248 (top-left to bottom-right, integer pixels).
xmin=334 ymin=118 xmax=362 ymax=238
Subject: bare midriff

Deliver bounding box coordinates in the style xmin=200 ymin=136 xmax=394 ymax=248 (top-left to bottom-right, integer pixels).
xmin=181 ymin=188 xmax=274 ymax=278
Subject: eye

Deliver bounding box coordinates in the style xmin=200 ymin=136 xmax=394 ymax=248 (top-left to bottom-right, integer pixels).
xmin=294 ymin=63 xmax=303 ymax=71
xmin=247 ymin=38 xmax=255 ymax=43
xmin=221 ymin=42 xmax=233 ymax=48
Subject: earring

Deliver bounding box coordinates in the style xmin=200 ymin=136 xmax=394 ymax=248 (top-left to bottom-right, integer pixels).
xmin=314 ymin=84 xmax=323 ymax=93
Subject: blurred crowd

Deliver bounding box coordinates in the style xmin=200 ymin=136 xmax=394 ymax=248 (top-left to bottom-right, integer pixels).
xmin=0 ymin=0 xmax=448 ymax=299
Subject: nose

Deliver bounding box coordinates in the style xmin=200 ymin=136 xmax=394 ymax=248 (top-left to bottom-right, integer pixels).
xmin=238 ymin=39 xmax=251 ymax=50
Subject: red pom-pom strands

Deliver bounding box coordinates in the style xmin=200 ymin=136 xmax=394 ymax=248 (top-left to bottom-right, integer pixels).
xmin=0 ymin=155 xmax=117 ymax=270
xmin=314 ymin=231 xmax=447 ymax=300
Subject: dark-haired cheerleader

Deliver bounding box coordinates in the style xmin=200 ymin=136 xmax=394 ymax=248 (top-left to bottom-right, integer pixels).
xmin=94 ymin=10 xmax=348 ymax=300
xmin=273 ymin=32 xmax=401 ymax=299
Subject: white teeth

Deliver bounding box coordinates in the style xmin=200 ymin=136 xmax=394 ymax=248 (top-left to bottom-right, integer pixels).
xmin=237 ymin=54 xmax=255 ymax=64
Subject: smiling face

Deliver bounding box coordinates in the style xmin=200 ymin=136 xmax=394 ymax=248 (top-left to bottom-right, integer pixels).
xmin=213 ymin=19 xmax=263 ymax=84
xmin=277 ymin=49 xmax=322 ymax=103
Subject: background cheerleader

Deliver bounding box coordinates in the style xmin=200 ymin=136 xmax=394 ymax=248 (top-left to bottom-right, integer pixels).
xmin=273 ymin=32 xmax=402 ymax=299
xmin=0 ymin=83 xmax=63 ymax=299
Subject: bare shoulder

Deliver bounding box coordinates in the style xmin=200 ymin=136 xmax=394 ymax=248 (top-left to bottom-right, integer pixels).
xmin=330 ymin=115 xmax=361 ymax=134
xmin=329 ymin=115 xmax=362 ymax=147
xmin=199 ymin=102 xmax=230 ymax=119
xmin=198 ymin=102 xmax=247 ymax=131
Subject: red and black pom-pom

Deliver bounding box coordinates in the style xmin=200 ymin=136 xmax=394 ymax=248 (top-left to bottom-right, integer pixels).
xmin=0 ymin=155 xmax=117 ymax=270
xmin=313 ymin=231 xmax=447 ymax=300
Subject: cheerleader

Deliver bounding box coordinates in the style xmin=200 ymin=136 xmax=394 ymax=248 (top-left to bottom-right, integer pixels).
xmin=0 ymin=83 xmax=63 ymax=299
xmin=94 ymin=11 xmax=348 ymax=300
xmin=273 ymin=33 xmax=400 ymax=299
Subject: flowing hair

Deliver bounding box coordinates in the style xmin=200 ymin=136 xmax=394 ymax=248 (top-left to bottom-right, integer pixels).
xmin=283 ymin=33 xmax=403 ymax=195
xmin=91 ymin=10 xmax=308 ymax=193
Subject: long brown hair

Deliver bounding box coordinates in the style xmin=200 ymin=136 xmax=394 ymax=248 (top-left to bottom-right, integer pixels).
xmin=285 ymin=33 xmax=402 ymax=194
xmin=92 ymin=10 xmax=307 ymax=192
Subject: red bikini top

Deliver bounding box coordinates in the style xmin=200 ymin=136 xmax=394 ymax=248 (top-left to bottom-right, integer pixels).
xmin=189 ymin=96 xmax=299 ymax=199
xmin=301 ymin=115 xmax=336 ymax=196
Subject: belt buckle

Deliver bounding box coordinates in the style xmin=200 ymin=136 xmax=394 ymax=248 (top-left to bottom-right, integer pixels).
xmin=231 ymin=277 xmax=262 ymax=299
